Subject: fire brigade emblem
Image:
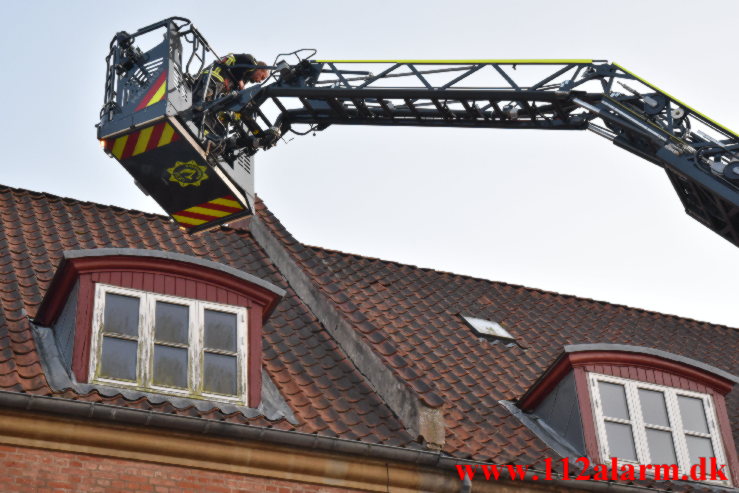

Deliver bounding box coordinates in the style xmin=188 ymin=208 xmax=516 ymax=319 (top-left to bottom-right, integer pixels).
xmin=167 ymin=161 xmax=208 ymax=187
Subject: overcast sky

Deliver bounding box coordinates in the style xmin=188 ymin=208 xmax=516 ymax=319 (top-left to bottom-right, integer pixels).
xmin=2 ymin=1 xmax=738 ymax=328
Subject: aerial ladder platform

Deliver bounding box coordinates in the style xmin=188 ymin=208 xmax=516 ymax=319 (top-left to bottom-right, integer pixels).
xmin=98 ymin=18 xmax=739 ymax=247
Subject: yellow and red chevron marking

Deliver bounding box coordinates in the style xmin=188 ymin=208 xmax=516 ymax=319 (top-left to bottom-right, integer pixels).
xmin=135 ymin=71 xmax=167 ymax=111
xmin=105 ymin=121 xmax=181 ymax=160
xmin=172 ymin=195 xmax=245 ymax=227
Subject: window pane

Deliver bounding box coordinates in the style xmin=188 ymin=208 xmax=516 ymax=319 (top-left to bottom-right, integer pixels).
xmin=155 ymin=301 xmax=189 ymax=344
xmin=103 ymin=293 xmax=139 ymax=336
xmin=99 ymin=337 xmax=137 ymax=381
xmin=153 ymin=345 xmax=188 ymax=388
xmin=685 ymin=436 xmax=714 ymax=467
xmin=678 ymin=396 xmax=709 ymax=434
xmin=204 ymin=310 xmax=237 ymax=352
xmin=203 ymin=353 xmax=237 ymax=395
xmin=605 ymin=421 xmax=637 ymax=461
xmin=599 ymin=382 xmax=630 ymax=420
xmin=639 ymin=389 xmax=670 ymax=427
xmin=645 ymin=428 xmax=677 ymax=465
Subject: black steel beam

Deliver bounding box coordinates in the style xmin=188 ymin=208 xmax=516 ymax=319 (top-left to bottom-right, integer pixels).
xmin=282 ymin=112 xmax=587 ymax=129
xmin=263 ymin=86 xmax=589 ymax=103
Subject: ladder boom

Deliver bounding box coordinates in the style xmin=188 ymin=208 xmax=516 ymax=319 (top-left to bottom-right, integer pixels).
xmin=97 ymin=20 xmax=739 ymax=247
xmin=242 ymin=59 xmax=739 ymax=246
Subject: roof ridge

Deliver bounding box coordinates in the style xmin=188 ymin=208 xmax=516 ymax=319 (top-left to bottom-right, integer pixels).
xmin=0 ymin=184 xmax=169 ymax=220
xmin=0 ymin=184 xmax=260 ymax=239
xmin=4 ymin=184 xmax=733 ymax=332
xmin=305 ymin=244 xmax=739 ymax=332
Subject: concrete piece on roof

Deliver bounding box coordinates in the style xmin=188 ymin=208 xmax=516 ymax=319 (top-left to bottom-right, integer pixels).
xmin=248 ymin=213 xmax=446 ymax=449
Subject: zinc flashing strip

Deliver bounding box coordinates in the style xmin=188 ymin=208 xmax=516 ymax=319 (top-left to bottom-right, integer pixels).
xmin=614 ymin=62 xmax=739 ymax=138
xmin=498 ymin=400 xmax=583 ymax=461
xmin=248 ymin=214 xmax=446 ymax=448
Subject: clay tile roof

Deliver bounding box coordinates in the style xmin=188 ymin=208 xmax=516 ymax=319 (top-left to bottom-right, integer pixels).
xmin=0 ymin=185 xmax=414 ymax=448
xmin=254 ymin=210 xmax=739 ymax=463
xmin=0 ymin=183 xmax=737 ymax=476
xmin=311 ymin=238 xmax=739 ymax=455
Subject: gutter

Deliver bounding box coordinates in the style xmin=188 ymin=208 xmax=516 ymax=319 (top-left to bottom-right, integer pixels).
xmin=0 ymin=390 xmax=716 ymax=493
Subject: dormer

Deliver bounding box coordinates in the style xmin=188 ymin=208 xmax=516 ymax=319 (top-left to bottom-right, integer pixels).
xmin=34 ymin=249 xmax=284 ymax=408
xmin=516 ymin=344 xmax=739 ymax=487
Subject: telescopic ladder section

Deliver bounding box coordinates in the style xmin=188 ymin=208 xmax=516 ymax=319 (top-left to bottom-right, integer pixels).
xmin=236 ymin=59 xmax=739 ymax=247
xmin=97 ymin=19 xmax=739 ymax=245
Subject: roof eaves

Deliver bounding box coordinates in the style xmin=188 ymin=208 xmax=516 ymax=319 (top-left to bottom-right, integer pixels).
xmin=0 ymin=389 xmax=701 ymax=493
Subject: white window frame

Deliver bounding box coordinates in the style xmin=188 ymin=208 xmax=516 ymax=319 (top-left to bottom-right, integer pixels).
xmin=588 ymin=372 xmax=730 ymax=484
xmin=90 ymin=283 xmax=248 ymax=404
xmin=460 ymin=315 xmax=515 ymax=340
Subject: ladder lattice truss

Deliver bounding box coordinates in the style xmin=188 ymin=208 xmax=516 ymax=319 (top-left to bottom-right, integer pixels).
xmin=239 ymin=58 xmax=739 ymax=245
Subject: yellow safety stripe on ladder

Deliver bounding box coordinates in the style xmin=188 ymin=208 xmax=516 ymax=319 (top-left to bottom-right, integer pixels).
xmin=158 ymin=123 xmax=176 ymax=147
xmin=146 ymin=80 xmax=167 ymax=107
xmin=133 ymin=125 xmax=154 ymax=156
xmin=209 ymin=197 xmax=242 ymax=208
xmin=111 ymin=135 xmax=128 ymax=160
xmin=172 ymin=195 xmax=245 ymax=228
xmin=185 ymin=206 xmax=232 ymax=218
xmin=172 ymin=214 xmax=207 ymax=226
xmin=108 ymin=122 xmax=180 ymax=160
xmin=614 ymin=63 xmax=738 ymax=138
xmin=315 ymin=59 xmax=594 ymax=64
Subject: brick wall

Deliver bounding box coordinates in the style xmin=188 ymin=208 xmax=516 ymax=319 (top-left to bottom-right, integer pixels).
xmin=0 ymin=444 xmax=366 ymax=493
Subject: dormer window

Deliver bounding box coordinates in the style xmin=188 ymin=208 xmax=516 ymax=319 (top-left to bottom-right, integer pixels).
xmin=33 ymin=249 xmax=285 ymax=409
xmin=516 ymin=345 xmax=739 ymax=486
xmin=91 ymin=284 xmax=247 ymax=402
xmin=589 ymin=373 xmax=728 ymax=476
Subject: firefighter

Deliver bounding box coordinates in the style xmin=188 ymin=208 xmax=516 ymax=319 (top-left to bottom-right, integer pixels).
xmin=193 ymin=54 xmax=278 ymax=153
xmin=194 ymin=53 xmax=269 ymax=103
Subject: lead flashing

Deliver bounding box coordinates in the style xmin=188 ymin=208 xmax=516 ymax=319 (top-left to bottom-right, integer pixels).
xmin=248 ymin=214 xmax=446 ymax=447
xmin=499 ymin=400 xmax=583 ymax=461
